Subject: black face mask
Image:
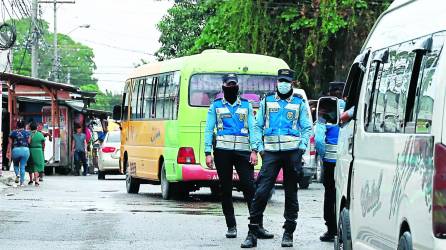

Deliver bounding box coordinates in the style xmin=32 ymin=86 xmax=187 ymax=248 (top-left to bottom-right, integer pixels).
xmin=276 ymin=87 xmax=293 ymax=100
xmin=222 ymin=85 xmax=239 ymax=104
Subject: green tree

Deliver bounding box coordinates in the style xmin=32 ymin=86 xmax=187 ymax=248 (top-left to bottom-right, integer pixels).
xmin=155 ymin=0 xmax=219 ymax=60
xmin=11 ymin=18 xmax=97 ymax=86
xmin=157 ymin=0 xmax=392 ymax=97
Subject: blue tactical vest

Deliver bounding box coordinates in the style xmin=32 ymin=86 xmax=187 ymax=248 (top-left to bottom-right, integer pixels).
xmin=263 ymin=94 xmax=303 ymax=151
xmin=214 ymin=98 xmax=251 ymax=151
xmin=324 ymin=124 xmax=340 ymax=162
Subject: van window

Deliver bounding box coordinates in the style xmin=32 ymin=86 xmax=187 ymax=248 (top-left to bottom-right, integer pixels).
xmin=344 ymin=50 xmax=370 ymax=121
xmin=189 ymin=74 xmax=277 ymax=107
xmin=364 ymin=32 xmax=445 ymax=134
xmin=413 ymin=33 xmax=445 ymax=133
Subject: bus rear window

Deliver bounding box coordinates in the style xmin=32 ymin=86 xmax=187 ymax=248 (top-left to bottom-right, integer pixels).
xmin=189 ymin=74 xmax=277 ymax=107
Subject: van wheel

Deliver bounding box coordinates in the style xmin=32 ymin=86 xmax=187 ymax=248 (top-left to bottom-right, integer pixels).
xmin=336 ymin=208 xmax=352 ymax=250
xmin=161 ymin=162 xmax=174 ymax=200
xmin=126 ymin=161 xmax=140 ymax=194
xmin=397 ymin=232 xmax=413 ymax=250
xmin=98 ymin=171 xmax=105 ymax=180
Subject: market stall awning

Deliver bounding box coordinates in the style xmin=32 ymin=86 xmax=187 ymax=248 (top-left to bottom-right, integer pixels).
xmin=0 ymin=72 xmax=80 ymax=93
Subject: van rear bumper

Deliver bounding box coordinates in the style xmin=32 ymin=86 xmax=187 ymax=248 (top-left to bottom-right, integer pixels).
xmin=181 ymin=164 xmax=284 ymax=183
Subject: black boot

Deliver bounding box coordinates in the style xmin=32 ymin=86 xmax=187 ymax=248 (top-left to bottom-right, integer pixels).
xmin=226 ymin=226 xmax=237 ymax=238
xmin=257 ymin=225 xmax=274 ymax=239
xmin=281 ymin=232 xmax=293 ymax=247
xmin=241 ymin=224 xmax=258 ymax=248
xmin=319 ymin=231 xmax=336 ymax=242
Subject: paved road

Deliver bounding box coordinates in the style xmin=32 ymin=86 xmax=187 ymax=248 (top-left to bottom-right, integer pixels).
xmin=0 ymin=174 xmax=333 ymax=250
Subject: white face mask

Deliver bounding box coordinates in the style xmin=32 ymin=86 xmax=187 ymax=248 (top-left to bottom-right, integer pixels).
xmin=277 ymin=81 xmax=292 ymax=94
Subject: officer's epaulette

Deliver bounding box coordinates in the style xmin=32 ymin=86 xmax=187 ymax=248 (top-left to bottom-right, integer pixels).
xmin=214 ymin=97 xmax=223 ymax=101
xmin=293 ymin=93 xmax=305 ymax=100
xmin=239 ymin=97 xmax=248 ymax=102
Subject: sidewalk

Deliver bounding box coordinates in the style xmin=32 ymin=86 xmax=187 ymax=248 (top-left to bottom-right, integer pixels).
xmin=0 ymin=170 xmax=16 ymax=190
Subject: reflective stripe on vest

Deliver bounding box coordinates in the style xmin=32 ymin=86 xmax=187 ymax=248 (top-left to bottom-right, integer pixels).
xmin=265 ymin=101 xmax=279 ymax=129
xmin=263 ymin=135 xmax=301 ymax=151
xmin=215 ymin=135 xmax=250 ymax=151
xmin=324 ymin=144 xmax=338 ymax=160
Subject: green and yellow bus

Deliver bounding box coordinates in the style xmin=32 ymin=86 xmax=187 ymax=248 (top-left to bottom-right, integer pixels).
xmin=113 ymin=49 xmax=288 ymax=199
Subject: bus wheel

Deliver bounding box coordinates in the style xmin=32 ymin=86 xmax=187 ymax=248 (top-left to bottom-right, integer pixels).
xmin=126 ymin=161 xmax=140 ymax=194
xmin=161 ymin=162 xmax=174 ymax=200
xmin=397 ymin=232 xmax=413 ymax=250
xmin=336 ymin=208 xmax=352 ymax=250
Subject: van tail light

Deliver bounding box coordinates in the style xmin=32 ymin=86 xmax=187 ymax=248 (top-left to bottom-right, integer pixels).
xmin=177 ymin=147 xmax=196 ymax=164
xmin=309 ymin=136 xmax=316 ymax=156
xmin=433 ymin=143 xmax=446 ymax=238
xmin=101 ymin=146 xmax=116 ymax=153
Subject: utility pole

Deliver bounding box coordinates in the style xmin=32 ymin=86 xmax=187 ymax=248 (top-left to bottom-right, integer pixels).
xmin=39 ymin=1 xmax=75 ymax=82
xmin=31 ymin=0 xmax=39 ymax=78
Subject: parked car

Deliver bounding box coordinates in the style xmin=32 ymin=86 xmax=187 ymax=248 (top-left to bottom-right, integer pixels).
xmin=98 ymin=131 xmax=121 ymax=180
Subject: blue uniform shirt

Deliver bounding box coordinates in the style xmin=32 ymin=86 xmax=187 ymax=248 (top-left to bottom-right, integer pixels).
xmin=205 ymin=97 xmax=258 ymax=153
xmin=255 ymin=94 xmax=312 ymax=152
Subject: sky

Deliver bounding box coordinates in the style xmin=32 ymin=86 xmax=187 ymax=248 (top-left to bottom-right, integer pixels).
xmin=40 ymin=0 xmax=174 ymax=94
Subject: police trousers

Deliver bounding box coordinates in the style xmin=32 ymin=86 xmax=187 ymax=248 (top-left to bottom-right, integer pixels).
xmin=249 ymin=149 xmax=303 ymax=233
xmin=214 ymin=149 xmax=256 ymax=228
xmin=322 ymin=161 xmax=336 ymax=234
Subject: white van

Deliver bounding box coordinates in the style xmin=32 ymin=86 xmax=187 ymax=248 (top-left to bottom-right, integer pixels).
xmin=335 ymin=0 xmax=446 ymax=249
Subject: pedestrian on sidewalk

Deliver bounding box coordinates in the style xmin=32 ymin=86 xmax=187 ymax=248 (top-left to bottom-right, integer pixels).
xmin=7 ymin=120 xmax=30 ymax=187
xmin=241 ymin=69 xmax=312 ymax=248
xmin=72 ymin=124 xmax=88 ymax=176
xmin=28 ymin=121 xmax=45 ymax=186
xmin=204 ymin=73 xmax=273 ymax=239
xmin=37 ymin=122 xmax=51 ymax=182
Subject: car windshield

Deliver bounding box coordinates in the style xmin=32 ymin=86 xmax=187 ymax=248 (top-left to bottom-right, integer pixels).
xmin=107 ymin=132 xmax=121 ymax=143
xmin=189 ymin=74 xmax=277 ymax=107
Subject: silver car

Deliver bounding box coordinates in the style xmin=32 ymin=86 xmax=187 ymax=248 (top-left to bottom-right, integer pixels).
xmin=97 ymin=131 xmax=121 ymax=180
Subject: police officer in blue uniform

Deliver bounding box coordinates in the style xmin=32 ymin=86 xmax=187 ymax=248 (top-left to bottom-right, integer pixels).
xmin=205 ymin=73 xmax=273 ymax=239
xmin=241 ymin=69 xmax=312 ymax=248
xmin=315 ymin=82 xmax=345 ymax=242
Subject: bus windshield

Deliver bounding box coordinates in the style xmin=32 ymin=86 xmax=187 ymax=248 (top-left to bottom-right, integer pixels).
xmin=189 ymin=74 xmax=277 ymax=107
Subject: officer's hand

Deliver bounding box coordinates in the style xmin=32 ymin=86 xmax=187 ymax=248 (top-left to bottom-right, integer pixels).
xmin=206 ymin=155 xmax=214 ymax=169
xmin=249 ymin=151 xmax=258 ymax=166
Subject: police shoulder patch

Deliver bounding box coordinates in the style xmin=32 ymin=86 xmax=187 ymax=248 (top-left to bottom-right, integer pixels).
xmin=293 ymin=93 xmax=304 ymax=99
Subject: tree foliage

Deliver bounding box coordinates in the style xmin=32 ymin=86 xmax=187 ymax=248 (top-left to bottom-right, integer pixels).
xmin=11 ymin=18 xmax=97 ymax=86
xmin=11 ymin=18 xmax=120 ymax=111
xmin=155 ymin=0 xmax=219 ymax=60
xmin=157 ymin=0 xmax=392 ymax=97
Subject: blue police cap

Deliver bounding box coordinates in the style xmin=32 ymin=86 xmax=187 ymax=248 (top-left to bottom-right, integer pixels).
xmin=328 ymin=81 xmax=345 ymax=92
xmin=222 ymin=73 xmax=238 ymax=84
xmin=278 ymin=69 xmax=294 ymax=82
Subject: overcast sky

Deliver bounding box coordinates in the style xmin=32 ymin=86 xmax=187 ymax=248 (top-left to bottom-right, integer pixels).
xmin=40 ymin=0 xmax=174 ymax=94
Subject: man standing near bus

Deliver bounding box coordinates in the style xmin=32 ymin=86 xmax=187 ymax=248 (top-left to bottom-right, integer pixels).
xmin=205 ymin=73 xmax=273 ymax=240
xmin=315 ymin=82 xmax=344 ymax=242
xmin=241 ymin=69 xmax=312 ymax=248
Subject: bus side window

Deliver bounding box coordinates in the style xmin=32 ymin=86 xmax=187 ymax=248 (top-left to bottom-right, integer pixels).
xmin=143 ymin=76 xmax=154 ymax=120
xmin=156 ymin=75 xmax=168 ymax=119
xmin=122 ymin=82 xmax=130 ymax=120
xmin=131 ymin=80 xmax=140 ymax=119
xmin=162 ymin=72 xmax=180 ymax=120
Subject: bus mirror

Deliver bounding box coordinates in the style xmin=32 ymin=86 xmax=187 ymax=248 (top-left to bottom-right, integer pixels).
xmin=317 ymin=97 xmax=339 ymax=125
xmin=112 ymin=105 xmax=122 ymax=121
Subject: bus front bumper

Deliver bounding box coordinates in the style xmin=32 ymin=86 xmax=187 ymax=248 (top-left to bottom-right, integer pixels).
xmin=181 ymin=164 xmax=284 ymax=183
